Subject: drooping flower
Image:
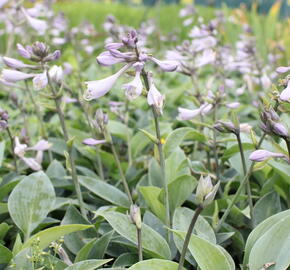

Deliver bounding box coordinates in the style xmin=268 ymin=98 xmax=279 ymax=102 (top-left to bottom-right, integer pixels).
xmin=97 ymin=51 xmax=126 ymax=66
xmin=276 ymin=66 xmax=290 ymax=74
xmin=2 ymin=57 xmax=36 ymax=69
xmin=83 ymin=138 xmax=106 ymax=146
xmin=249 ymin=150 xmax=285 ymax=162
xmin=1 ymin=69 xmax=35 ymax=82
xmin=226 ymin=102 xmax=240 ymax=109
xmin=177 ymin=108 xmax=201 ymax=120
xmin=33 ymin=73 xmax=48 ymax=90
xmin=150 ymin=57 xmax=178 ymax=72
xmin=147 ymin=78 xmax=165 ymax=115
xmin=280 ymin=81 xmax=290 ymax=102
xmin=22 ymin=7 xmax=48 ymax=35
xmin=84 ymin=63 xmax=132 ymax=100
xmin=122 ymin=62 xmax=144 ymax=100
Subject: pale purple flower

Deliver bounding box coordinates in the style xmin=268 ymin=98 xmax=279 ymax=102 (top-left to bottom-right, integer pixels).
xmin=97 ymin=51 xmax=125 ymax=66
xmin=177 ymin=107 xmax=201 ymax=120
xmin=240 ymin=123 xmax=252 ymax=133
xmin=276 ymin=66 xmax=290 ymax=74
xmin=191 ymin=36 xmax=217 ymax=52
xmin=83 ymin=138 xmax=106 ymax=146
xmin=14 ymin=137 xmax=27 ymax=158
xmin=249 ymin=150 xmax=285 ymax=162
xmin=225 ymin=79 xmax=236 ymax=89
xmin=195 ymin=49 xmax=216 ymax=68
xmin=49 ymin=65 xmax=63 ymax=83
xmin=84 ymin=63 xmax=132 ymax=100
xmin=147 ymin=80 xmax=165 ymax=115
xmin=236 ymin=85 xmax=245 ymax=95
xmin=272 ymin=122 xmax=289 ymax=137
xmin=122 ymin=62 xmax=144 ymax=100
xmin=21 ymin=157 xmax=42 ymax=171
xmin=63 ymin=62 xmax=73 ymax=75
xmin=183 ymin=18 xmax=193 ymax=27
xmin=17 ymin=44 xmax=32 ymax=59
xmin=105 ymin=42 xmax=124 ymax=50
xmin=226 ymin=102 xmax=240 ymax=109
xmin=150 ymin=57 xmax=179 ymax=72
xmin=2 ymin=57 xmax=35 ymax=69
xmin=261 ymin=73 xmax=271 ymax=89
xmin=33 ymin=73 xmax=48 ymax=90
xmin=27 ymin=140 xmax=52 ymax=151
xmin=22 ymin=8 xmax=48 ymax=35
xmin=1 ymin=69 xmax=35 ymax=82
xmin=280 ymin=81 xmax=290 ymax=102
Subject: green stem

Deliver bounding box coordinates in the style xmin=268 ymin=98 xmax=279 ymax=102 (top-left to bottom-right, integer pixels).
xmin=141 ymin=72 xmax=171 ymax=240
xmin=212 ymin=104 xmax=220 ymax=180
xmin=46 ymin=69 xmax=86 ymax=218
xmin=25 ymin=81 xmax=53 ymax=162
xmin=106 ymin=130 xmax=133 ymax=205
xmin=236 ymin=133 xmax=254 ymax=221
xmin=178 ymin=205 xmax=203 ymax=270
xmin=285 ymin=138 xmax=290 ymax=159
xmin=6 ymin=126 xmax=18 ymax=173
xmin=137 ymin=228 xmax=143 ymax=261
xmin=215 ymin=133 xmax=266 ymax=232
xmin=125 ymin=100 xmax=133 ymax=166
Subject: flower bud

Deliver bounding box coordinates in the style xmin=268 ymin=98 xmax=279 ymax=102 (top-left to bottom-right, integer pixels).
xmin=195 ymin=176 xmax=219 ymax=207
xmin=276 ymin=66 xmax=290 ymax=74
xmin=214 ymin=121 xmax=238 ymax=134
xmin=129 ymin=204 xmax=142 ymax=230
xmin=0 ymin=120 xmax=8 ymax=131
xmin=93 ymin=109 xmax=108 ymax=133
xmin=49 ymin=65 xmax=63 ymax=84
xmin=249 ymin=149 xmax=285 ymax=162
xmin=32 ymin=42 xmax=49 ymax=58
xmin=272 ymin=122 xmax=289 ymax=138
xmin=17 ymin=43 xmax=32 ymax=59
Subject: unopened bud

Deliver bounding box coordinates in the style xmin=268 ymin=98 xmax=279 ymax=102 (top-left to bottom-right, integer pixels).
xmin=195 ymin=175 xmax=219 ymax=207
xmin=130 ymin=204 xmax=142 ymax=229
xmin=214 ymin=121 xmax=238 ymax=134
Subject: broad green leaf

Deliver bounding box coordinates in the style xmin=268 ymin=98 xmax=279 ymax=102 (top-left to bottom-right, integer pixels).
xmin=0 ymin=222 xmax=11 ymax=240
xmin=113 ymin=253 xmax=138 ymax=267
xmin=128 ymin=259 xmax=180 ymax=270
xmin=108 ymin=120 xmax=132 ymax=140
xmin=221 ymin=143 xmax=254 ymax=161
xmin=46 ymin=159 xmax=67 ymax=178
xmin=253 ymin=191 xmax=281 ymax=227
xmin=148 ymin=158 xmax=163 ymax=188
xmin=0 ymin=244 xmax=12 ymax=264
xmin=64 ymin=259 xmax=112 ymax=270
xmin=244 ymin=209 xmax=290 ymax=265
xmin=100 ymin=211 xmax=171 ymax=259
xmin=89 ymin=230 xmax=114 ymax=259
xmin=139 ymin=186 xmax=166 ymax=223
xmin=79 ymin=176 xmax=130 ymax=208
xmin=0 ymin=177 xmax=22 ymax=201
xmin=173 ymin=230 xmax=234 ymax=270
xmin=21 ymin=224 xmax=93 ymax=252
xmin=0 ymin=141 xmax=5 ymax=167
xmin=269 ymin=160 xmax=290 ymax=185
xmin=75 ymin=238 xmax=97 ymax=262
xmin=8 ymin=171 xmax=56 ymax=237
xmin=62 ymin=206 xmax=95 ymax=254
xmin=164 ymin=127 xmax=206 ymax=157
xmin=249 ymin=214 xmax=290 ymax=270
xmin=159 ymin=175 xmax=197 ymax=214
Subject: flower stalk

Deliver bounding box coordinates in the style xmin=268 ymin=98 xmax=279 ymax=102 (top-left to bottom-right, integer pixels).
xmin=6 ymin=126 xmax=18 ymax=173
xmin=141 ymin=71 xmax=171 ymax=239
xmin=45 ymin=68 xmax=86 ymax=218
xmin=178 ymin=205 xmax=203 ymax=270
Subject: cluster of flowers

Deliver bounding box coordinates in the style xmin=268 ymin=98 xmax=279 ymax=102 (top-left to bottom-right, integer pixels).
xmin=84 ymin=29 xmax=179 ymax=114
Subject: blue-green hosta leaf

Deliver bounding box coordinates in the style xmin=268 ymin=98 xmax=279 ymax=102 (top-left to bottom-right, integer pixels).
xmin=244 ymin=210 xmax=290 ymax=265
xmin=249 ymin=214 xmax=290 ymax=270
xmin=8 ymin=171 xmax=56 ymax=238
xmin=79 ymin=176 xmax=130 ymax=208
xmin=128 ymin=259 xmax=181 ymax=270
xmin=164 ymin=127 xmax=206 ymax=157
xmin=99 ymin=211 xmax=171 ymax=259
xmin=64 ymin=259 xmax=112 ymax=270
xmin=173 ymin=230 xmax=234 ymax=270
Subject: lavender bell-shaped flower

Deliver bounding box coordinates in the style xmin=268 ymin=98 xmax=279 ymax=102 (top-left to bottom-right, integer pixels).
xmin=97 ymin=51 xmax=125 ymax=66
xmin=122 ymin=62 xmax=144 ymax=100
xmin=2 ymin=57 xmax=36 ymax=69
xmin=1 ymin=69 xmax=35 ymax=82
xmin=33 ymin=72 xmax=48 ymax=90
xmin=280 ymin=81 xmax=290 ymax=102
xmin=83 ymin=138 xmax=106 ymax=146
xmin=177 ymin=107 xmax=201 ymax=120
xmin=22 ymin=8 xmax=48 ymax=35
xmin=84 ymin=63 xmax=132 ymax=100
xmin=276 ymin=66 xmax=290 ymax=74
xmin=150 ymin=57 xmax=178 ymax=72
